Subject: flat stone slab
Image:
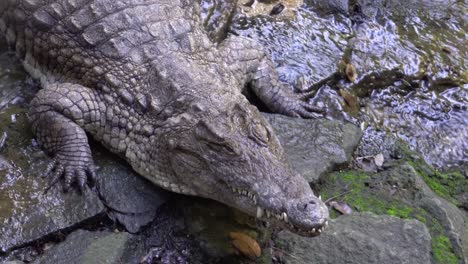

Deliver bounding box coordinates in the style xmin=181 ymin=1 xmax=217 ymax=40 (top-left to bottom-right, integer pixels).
xmin=265 ymin=113 xmax=362 ymax=182
xmin=34 ymin=230 xmax=131 ymax=264
xmin=276 ymin=212 xmax=432 ymax=264
xmin=95 ymin=148 xmax=170 ymax=233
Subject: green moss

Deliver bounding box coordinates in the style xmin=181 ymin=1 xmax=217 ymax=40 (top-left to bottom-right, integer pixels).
xmin=407 ymin=160 xmax=466 ymax=206
xmin=432 ymin=236 xmax=459 ymax=264
xmin=396 ymin=141 xmax=467 ymax=206
xmin=414 ymin=213 xmax=427 ymax=224
xmin=386 ymin=205 xmax=413 ymax=219
xmin=320 ymin=169 xmax=460 ymax=264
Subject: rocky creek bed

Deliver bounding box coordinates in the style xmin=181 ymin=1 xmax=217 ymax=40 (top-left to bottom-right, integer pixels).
xmin=1 ymin=0 xmax=467 ymax=263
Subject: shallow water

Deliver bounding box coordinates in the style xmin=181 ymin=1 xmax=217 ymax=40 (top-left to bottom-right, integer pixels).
xmin=0 ymin=48 xmax=58 ymax=252
xmin=230 ymin=1 xmax=467 ymax=170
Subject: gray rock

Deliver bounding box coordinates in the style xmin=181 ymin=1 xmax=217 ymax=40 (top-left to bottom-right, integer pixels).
xmin=353 ymin=126 xmax=403 ymax=171
xmin=121 ymin=200 xmax=211 ymax=264
xmin=276 ymin=212 xmax=432 ymax=264
xmin=0 ymin=157 xmax=106 ymax=254
xmin=95 ymin=151 xmax=170 ymax=233
xmin=346 ymin=162 xmax=467 ymax=262
xmin=381 ymin=163 xmax=467 ymax=262
xmin=0 ymin=55 xmax=106 ymax=253
xmin=265 ymin=113 xmax=362 ymax=182
xmin=305 ymin=0 xmax=350 ymax=14
xmin=33 ymin=230 xmax=131 ymax=264
xmin=464 ymin=221 xmax=468 ymax=263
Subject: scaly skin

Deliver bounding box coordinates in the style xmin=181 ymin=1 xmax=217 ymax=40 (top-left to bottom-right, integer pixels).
xmin=0 ymin=0 xmax=329 ymax=236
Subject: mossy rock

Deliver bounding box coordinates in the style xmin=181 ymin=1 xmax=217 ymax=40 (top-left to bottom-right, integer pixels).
xmin=318 ymin=161 xmax=465 ymax=263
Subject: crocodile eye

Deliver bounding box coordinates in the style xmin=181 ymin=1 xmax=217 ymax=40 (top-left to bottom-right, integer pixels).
xmin=207 ymin=141 xmax=239 ymax=156
xmin=250 ymin=122 xmax=270 ymax=146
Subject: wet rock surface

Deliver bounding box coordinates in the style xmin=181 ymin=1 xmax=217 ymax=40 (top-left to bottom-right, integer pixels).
xmin=265 ymin=113 xmax=362 ymax=182
xmin=33 ymin=230 xmax=131 ymax=264
xmin=276 ymin=212 xmax=432 ymax=264
xmin=231 ymin=0 xmax=467 ymax=170
xmin=0 ymin=50 xmax=106 ymax=254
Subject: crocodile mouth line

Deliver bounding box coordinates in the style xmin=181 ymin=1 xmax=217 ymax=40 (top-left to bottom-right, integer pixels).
xmin=229 ymin=186 xmax=328 ymax=235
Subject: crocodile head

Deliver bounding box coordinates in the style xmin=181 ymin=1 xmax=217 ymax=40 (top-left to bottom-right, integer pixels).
xmin=167 ymin=102 xmax=329 ymax=236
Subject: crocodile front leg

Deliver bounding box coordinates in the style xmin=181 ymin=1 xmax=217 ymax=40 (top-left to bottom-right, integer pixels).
xmin=29 ymin=83 xmax=102 ymax=192
xmin=221 ymin=35 xmax=324 ymax=118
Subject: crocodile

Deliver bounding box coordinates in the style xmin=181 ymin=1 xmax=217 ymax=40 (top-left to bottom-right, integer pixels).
xmin=0 ymin=0 xmax=329 ymax=236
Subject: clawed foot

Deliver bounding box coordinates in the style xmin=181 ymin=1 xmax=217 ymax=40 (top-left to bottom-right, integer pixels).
xmin=290 ymin=100 xmax=325 ymax=119
xmin=278 ymin=91 xmax=326 ymax=119
xmin=43 ymin=157 xmax=97 ymax=194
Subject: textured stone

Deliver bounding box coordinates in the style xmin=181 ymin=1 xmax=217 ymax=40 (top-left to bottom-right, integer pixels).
xmin=95 ymin=148 xmax=170 ymax=233
xmin=34 ymin=230 xmax=131 ymax=264
xmin=265 ymin=113 xmax=362 ymax=182
xmin=276 ymin=212 xmax=432 ymax=264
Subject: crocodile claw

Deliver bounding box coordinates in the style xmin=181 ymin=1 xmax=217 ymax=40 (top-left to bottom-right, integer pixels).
xmin=43 ymin=158 xmax=96 ymax=194
xmin=280 ymin=95 xmax=325 ymax=119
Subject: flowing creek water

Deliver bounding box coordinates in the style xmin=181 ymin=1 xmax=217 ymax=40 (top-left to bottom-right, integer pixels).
xmin=229 ymin=0 xmax=467 ymax=170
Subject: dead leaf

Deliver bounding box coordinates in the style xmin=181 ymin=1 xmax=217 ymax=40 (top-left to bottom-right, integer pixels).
xmin=230 ymin=232 xmax=261 ymax=259
xmin=338 ymin=59 xmax=347 ymax=73
xmin=339 ymin=89 xmax=359 ymax=115
xmin=374 ymin=153 xmax=384 ymax=167
xmin=442 ymin=46 xmax=452 ymax=54
xmin=345 ymin=63 xmax=357 ymax=82
xmin=329 ymin=201 xmax=353 ymax=215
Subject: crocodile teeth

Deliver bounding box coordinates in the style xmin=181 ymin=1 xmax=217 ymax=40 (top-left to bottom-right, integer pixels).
xmin=282 ymin=212 xmax=288 ymax=222
xmin=311 ymin=228 xmax=316 ymax=233
xmin=318 ymin=228 xmax=322 ymax=233
xmin=256 ymin=207 xmax=264 ymax=218
xmin=319 ymin=195 xmax=322 ymax=200
xmin=324 ymin=220 xmax=328 ymax=227
xmin=253 ymin=195 xmax=257 ymax=205
xmin=266 ymin=211 xmax=271 ymax=218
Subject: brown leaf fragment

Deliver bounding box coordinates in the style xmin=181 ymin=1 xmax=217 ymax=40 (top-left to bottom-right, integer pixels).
xmin=329 ymin=201 xmax=353 ymax=215
xmin=338 ymin=59 xmax=347 ymax=73
xmin=345 ymin=63 xmax=357 ymax=82
xmin=339 ymin=89 xmax=360 ymax=115
xmin=442 ymin=46 xmax=452 ymax=54
xmin=229 ymin=232 xmax=261 ymax=259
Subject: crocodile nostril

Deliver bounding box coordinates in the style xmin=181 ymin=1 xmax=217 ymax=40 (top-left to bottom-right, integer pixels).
xmin=301 ymin=200 xmax=318 ymax=210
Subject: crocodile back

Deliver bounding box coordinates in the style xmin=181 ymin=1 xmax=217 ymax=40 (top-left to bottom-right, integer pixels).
xmin=0 ymin=0 xmax=206 ymax=87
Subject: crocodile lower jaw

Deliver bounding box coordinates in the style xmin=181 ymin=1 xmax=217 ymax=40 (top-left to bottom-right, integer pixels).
xmin=229 ymin=186 xmax=328 ymax=236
